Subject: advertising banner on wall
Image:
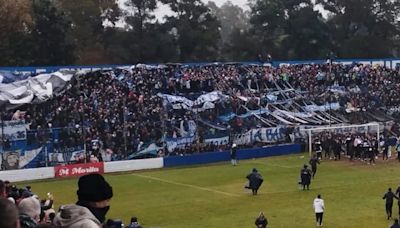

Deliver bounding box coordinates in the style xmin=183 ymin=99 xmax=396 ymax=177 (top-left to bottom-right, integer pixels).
xmin=54 ymin=162 xmax=104 ymax=178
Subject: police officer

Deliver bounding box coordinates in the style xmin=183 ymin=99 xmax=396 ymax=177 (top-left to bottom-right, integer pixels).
xmin=300 ymin=165 xmax=312 ymax=190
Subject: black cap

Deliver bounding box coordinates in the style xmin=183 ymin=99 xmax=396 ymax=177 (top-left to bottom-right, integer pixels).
xmin=77 ymin=174 xmax=113 ymax=202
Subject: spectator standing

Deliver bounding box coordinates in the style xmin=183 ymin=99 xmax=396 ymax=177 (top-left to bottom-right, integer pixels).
xmin=230 ymin=143 xmax=238 ymax=166
xmin=309 ymin=155 xmax=320 ymax=179
xmin=255 ymin=212 xmax=268 ymax=228
xmin=0 ymin=198 xmax=20 ymax=228
xmin=383 ymin=188 xmax=399 ymax=220
xmin=313 ymin=194 xmax=325 ymax=227
xmin=18 ymin=196 xmax=42 ymax=228
xmin=129 ymin=217 xmax=143 ymax=228
xmin=391 ymin=219 xmax=400 ymax=228
xmin=53 ymin=173 xmax=113 ymax=227
xmin=383 ymin=139 xmax=390 ymax=160
xmin=0 ymin=180 xmax=6 ymax=198
xmin=396 ymin=140 xmax=400 ymax=162
xmin=395 ymin=186 xmax=400 ymax=217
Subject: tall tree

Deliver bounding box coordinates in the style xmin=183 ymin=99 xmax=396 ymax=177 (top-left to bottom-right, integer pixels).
xmin=31 ymin=0 xmax=76 ymax=65
xmin=318 ymin=0 xmax=400 ymax=58
xmin=248 ymin=0 xmax=330 ymax=60
xmin=162 ymin=0 xmax=221 ymax=62
xmin=124 ymin=0 xmax=157 ymax=62
xmin=207 ymin=1 xmax=249 ymax=44
xmin=58 ymin=0 xmax=121 ymax=64
xmin=0 ymin=0 xmax=33 ymax=66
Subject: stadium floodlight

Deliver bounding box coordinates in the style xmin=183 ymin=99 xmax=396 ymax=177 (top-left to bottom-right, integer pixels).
xmin=303 ymin=122 xmax=380 ymax=157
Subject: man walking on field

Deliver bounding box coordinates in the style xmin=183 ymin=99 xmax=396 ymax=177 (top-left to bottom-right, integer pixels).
xmin=309 ymin=155 xmax=320 ymax=179
xmin=383 ymin=188 xmax=399 ymax=220
xmin=313 ymin=194 xmax=325 ymax=227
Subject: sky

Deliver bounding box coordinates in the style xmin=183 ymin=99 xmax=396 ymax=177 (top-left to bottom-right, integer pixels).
xmin=119 ymin=0 xmax=250 ymax=22
xmin=120 ymin=0 xmax=328 ymax=22
xmin=154 ymin=1 xmax=249 ymax=20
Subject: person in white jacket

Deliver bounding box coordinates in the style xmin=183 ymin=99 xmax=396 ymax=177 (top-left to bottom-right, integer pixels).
xmin=53 ymin=204 xmax=102 ymax=228
xmin=313 ymin=194 xmax=325 ymax=227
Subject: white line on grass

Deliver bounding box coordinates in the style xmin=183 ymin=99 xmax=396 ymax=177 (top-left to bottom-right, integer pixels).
xmin=130 ymin=173 xmax=240 ymax=197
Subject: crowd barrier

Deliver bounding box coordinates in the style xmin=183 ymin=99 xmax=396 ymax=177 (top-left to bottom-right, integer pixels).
xmin=0 ymin=167 xmax=54 ymax=182
xmin=0 ymin=144 xmax=301 ymax=182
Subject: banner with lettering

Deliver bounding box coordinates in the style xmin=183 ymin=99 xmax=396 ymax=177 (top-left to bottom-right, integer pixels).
xmin=0 ymin=120 xmax=27 ymax=141
xmin=54 ymin=162 xmax=104 ymax=178
xmin=233 ymin=126 xmax=292 ymax=145
xmin=165 ymin=136 xmax=196 ymax=152
xmin=48 ymin=145 xmax=85 ymax=163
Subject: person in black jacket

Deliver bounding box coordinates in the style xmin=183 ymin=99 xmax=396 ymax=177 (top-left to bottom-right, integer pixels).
xmin=230 ymin=144 xmax=237 ymax=166
xmin=245 ymin=168 xmax=264 ymax=195
xmin=383 ymin=188 xmax=399 ymax=220
xmin=309 ymin=155 xmax=320 ymax=179
xmin=255 ymin=212 xmax=268 ymax=228
xmin=300 ymin=165 xmax=312 ymax=190
xmin=395 ymin=186 xmax=400 ymax=217
xmin=0 ymin=198 xmax=20 ymax=228
xmin=391 ymin=219 xmax=400 ymax=228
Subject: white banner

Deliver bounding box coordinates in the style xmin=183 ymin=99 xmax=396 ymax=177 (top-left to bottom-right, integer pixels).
xmin=159 ymin=91 xmax=228 ymax=111
xmin=1 ymin=120 xmax=27 ymax=141
xmin=166 ymin=136 xmax=195 ymax=152
xmin=204 ymin=136 xmax=229 ymax=145
xmin=233 ymin=126 xmax=291 ymax=145
xmin=194 ymin=91 xmax=229 ymax=106
xmin=304 ymin=103 xmax=340 ymax=112
xmin=0 ymin=71 xmax=74 ymax=106
xmin=19 ymin=147 xmax=43 ymax=168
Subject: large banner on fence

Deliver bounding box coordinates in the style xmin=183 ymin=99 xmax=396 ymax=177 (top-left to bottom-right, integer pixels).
xmin=233 ymin=126 xmax=293 ymax=145
xmin=0 ymin=120 xmax=27 ymax=141
xmin=54 ymin=162 xmax=104 ymax=178
xmin=166 ymin=136 xmax=196 ymax=152
xmin=48 ymin=145 xmax=85 ymax=163
xmin=1 ymin=151 xmax=20 ymax=170
xmin=233 ymin=123 xmax=384 ymax=146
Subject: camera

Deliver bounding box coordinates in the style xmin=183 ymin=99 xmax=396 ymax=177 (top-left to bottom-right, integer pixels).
xmin=105 ymin=219 xmax=124 ymax=228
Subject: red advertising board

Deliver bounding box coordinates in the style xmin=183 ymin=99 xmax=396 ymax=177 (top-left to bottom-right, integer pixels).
xmin=54 ymin=162 xmax=104 ymax=178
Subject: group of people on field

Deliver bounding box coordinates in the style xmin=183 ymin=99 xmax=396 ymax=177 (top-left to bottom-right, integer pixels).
xmin=313 ymin=132 xmax=400 ymax=164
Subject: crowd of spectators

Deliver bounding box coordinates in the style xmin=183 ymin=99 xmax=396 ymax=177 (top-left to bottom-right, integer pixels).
xmin=0 ymin=174 xmax=141 ymax=227
xmin=2 ymin=63 xmax=400 ymax=159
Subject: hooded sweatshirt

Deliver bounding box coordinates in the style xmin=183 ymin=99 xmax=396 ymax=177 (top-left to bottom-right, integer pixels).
xmin=53 ymin=204 xmax=101 ymax=228
xmin=313 ymin=198 xmax=325 ymax=213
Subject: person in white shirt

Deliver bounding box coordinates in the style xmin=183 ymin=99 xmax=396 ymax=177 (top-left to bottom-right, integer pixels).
xmin=313 ymin=194 xmax=325 ymax=227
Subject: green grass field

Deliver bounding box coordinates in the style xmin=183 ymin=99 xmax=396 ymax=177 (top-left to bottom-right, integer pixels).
xmin=22 ymin=153 xmax=400 ymax=227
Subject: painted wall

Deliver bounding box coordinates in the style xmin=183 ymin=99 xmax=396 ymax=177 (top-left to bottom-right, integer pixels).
xmin=163 ymin=144 xmax=302 ymax=167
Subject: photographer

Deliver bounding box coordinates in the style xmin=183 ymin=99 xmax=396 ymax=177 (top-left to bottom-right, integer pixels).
xmin=255 ymin=212 xmax=268 ymax=228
